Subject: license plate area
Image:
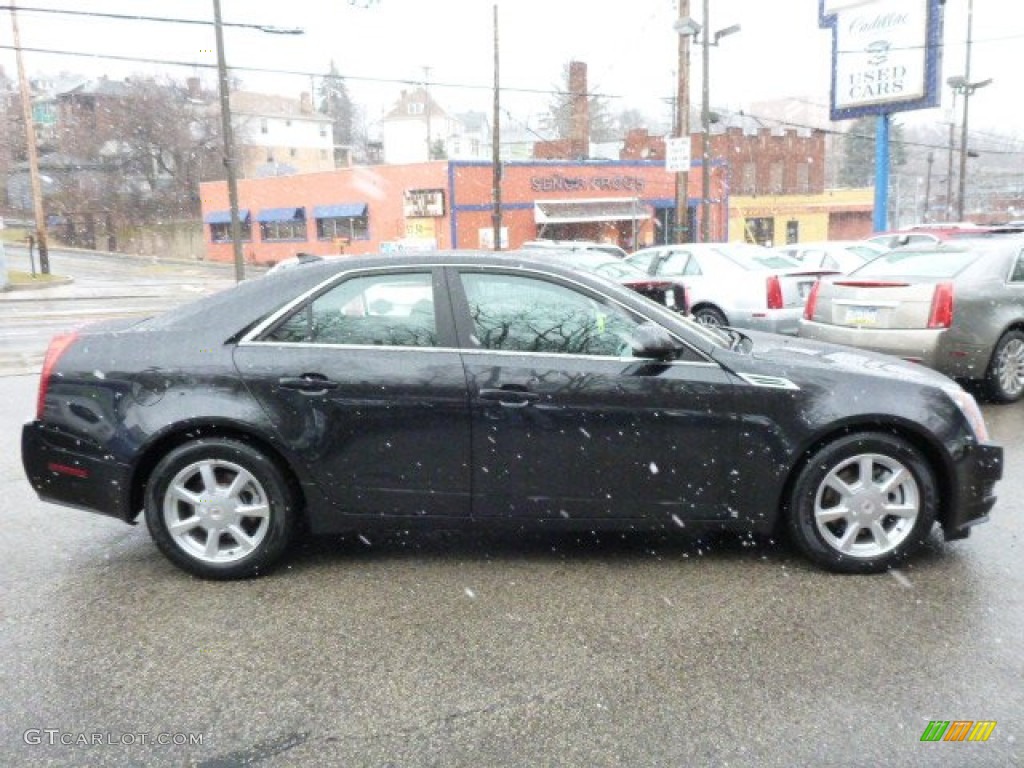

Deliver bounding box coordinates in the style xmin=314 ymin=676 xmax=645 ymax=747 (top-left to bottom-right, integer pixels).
xmin=844 ymin=305 xmax=878 ymax=326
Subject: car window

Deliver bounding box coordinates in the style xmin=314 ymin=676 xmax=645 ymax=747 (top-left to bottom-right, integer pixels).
xmin=659 ymin=251 xmax=694 ymax=275
xmin=852 ymin=249 xmax=980 ymax=278
xmin=627 ymin=250 xmax=658 ymax=272
xmin=262 ymin=271 xmax=438 ymax=347
xmin=1011 ymin=251 xmax=1024 ymax=283
xmin=459 ymin=272 xmax=642 ymax=357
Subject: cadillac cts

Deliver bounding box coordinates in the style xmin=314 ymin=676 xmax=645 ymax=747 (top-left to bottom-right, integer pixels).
xmin=22 ymin=252 xmax=1002 ymax=579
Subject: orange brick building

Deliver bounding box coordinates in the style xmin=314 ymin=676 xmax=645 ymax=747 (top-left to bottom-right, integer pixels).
xmin=199 ymin=159 xmax=728 ymax=266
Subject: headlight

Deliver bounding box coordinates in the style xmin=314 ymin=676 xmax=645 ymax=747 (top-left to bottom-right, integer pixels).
xmin=944 ymin=385 xmax=989 ymax=442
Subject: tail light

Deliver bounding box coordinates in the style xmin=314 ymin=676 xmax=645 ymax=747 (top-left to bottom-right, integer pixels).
xmin=927 ymin=282 xmax=954 ymax=329
xmin=803 ymin=281 xmax=821 ymax=320
xmin=36 ymin=332 xmax=78 ymax=420
xmin=766 ymin=276 xmax=784 ymax=310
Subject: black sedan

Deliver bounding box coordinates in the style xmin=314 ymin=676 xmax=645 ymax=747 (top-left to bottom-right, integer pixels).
xmin=23 ymin=251 xmax=1002 ymax=579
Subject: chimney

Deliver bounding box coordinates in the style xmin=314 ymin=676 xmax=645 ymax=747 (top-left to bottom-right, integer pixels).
xmin=568 ymin=61 xmax=589 ymax=160
xmin=300 ymin=91 xmax=312 ymax=114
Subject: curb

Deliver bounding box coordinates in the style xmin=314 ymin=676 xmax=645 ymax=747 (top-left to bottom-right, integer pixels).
xmin=3 ymin=275 xmax=75 ymax=292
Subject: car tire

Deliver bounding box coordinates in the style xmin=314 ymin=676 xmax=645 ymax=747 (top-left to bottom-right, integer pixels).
xmin=984 ymin=330 xmax=1024 ymax=404
xmin=692 ymin=306 xmax=727 ymax=327
xmin=145 ymin=438 xmax=297 ymax=579
xmin=786 ymin=432 xmax=937 ymax=573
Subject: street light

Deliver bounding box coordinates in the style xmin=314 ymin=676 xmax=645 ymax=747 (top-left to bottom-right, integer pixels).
xmin=946 ymin=74 xmax=992 ymax=221
xmin=945 ymin=0 xmax=991 ymax=222
xmin=698 ymin=0 xmax=740 ymax=243
xmin=212 ymin=0 xmax=303 ymax=282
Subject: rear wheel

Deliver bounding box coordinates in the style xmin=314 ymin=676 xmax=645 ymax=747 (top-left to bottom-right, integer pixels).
xmin=787 ymin=433 xmax=937 ymax=573
xmin=692 ymin=305 xmax=727 ymax=328
xmin=985 ymin=330 xmax=1024 ymax=403
xmin=145 ymin=438 xmax=297 ymax=579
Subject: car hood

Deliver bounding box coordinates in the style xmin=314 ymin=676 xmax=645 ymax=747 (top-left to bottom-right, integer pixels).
xmin=735 ymin=329 xmax=958 ymax=390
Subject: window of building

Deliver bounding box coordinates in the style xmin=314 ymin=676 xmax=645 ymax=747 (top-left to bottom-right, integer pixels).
xmin=206 ymin=210 xmax=252 ymax=243
xmin=260 ymin=118 xmax=268 ymax=134
xmin=769 ymin=162 xmax=784 ymax=194
xmin=407 ymin=102 xmax=425 ymax=116
xmin=257 ymin=208 xmax=307 ymax=242
xmin=289 ymin=148 xmax=298 ymax=158
xmin=263 ymin=271 xmax=437 ymax=348
xmin=744 ymin=217 xmax=776 ymax=246
xmin=316 ymin=208 xmax=369 ymax=241
xmin=796 ymin=162 xmax=810 ymax=194
xmin=210 ymin=219 xmax=252 ymax=243
xmin=786 ymin=220 xmax=799 ymax=245
xmin=741 ymin=162 xmax=756 ymax=195
xmin=319 ymin=124 xmax=327 ymax=137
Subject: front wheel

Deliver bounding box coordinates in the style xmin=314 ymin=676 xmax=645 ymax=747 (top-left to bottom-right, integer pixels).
xmin=786 ymin=433 xmax=937 ymax=573
xmin=985 ymin=329 xmax=1024 ymax=403
xmin=692 ymin=306 xmax=727 ymax=328
xmin=145 ymin=438 xmax=297 ymax=579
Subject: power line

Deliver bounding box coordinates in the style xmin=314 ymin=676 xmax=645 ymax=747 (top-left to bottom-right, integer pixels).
xmin=0 ymin=43 xmax=626 ymax=101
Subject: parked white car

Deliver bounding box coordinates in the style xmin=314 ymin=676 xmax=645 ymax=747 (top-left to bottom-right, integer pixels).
xmin=626 ymin=243 xmax=835 ymax=335
xmin=774 ymin=240 xmax=886 ymax=274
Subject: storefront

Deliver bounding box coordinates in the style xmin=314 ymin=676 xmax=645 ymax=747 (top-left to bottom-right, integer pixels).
xmin=198 ymin=159 xmax=729 ymax=265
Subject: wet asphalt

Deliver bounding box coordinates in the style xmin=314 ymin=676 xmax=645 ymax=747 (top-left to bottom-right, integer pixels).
xmin=0 ymin=248 xmax=1020 ymax=767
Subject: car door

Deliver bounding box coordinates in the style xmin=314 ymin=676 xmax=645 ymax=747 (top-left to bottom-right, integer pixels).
xmin=233 ymin=267 xmax=472 ymax=518
xmin=446 ymin=265 xmax=738 ymax=523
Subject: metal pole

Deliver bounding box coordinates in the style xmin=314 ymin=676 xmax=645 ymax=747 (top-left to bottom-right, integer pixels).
xmin=675 ymin=0 xmax=691 ymax=244
xmin=956 ymin=0 xmax=974 ymax=221
xmin=945 ymin=92 xmax=956 ymax=221
xmin=922 ymin=151 xmax=934 ymax=223
xmin=700 ymin=0 xmax=711 ymax=243
xmin=213 ymin=0 xmax=245 ymax=282
xmin=10 ymin=1 xmax=50 ymax=274
xmin=491 ymin=4 xmax=502 ymax=251
xmin=873 ymin=113 xmax=890 ymax=233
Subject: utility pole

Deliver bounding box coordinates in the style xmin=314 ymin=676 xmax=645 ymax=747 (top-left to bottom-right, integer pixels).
xmin=423 ymin=65 xmax=434 ymax=161
xmin=491 ymin=4 xmax=502 ymax=250
xmin=10 ymin=0 xmax=50 ymax=274
xmin=213 ymin=0 xmax=245 ymax=282
xmin=956 ymin=0 xmax=974 ymax=221
xmin=700 ymin=0 xmax=710 ymax=242
xmin=675 ymin=0 xmax=692 ymax=244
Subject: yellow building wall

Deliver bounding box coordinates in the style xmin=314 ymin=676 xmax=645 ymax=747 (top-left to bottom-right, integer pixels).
xmin=728 ymin=188 xmax=874 ymax=244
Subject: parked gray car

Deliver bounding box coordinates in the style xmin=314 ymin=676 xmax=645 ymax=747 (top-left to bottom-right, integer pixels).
xmin=627 ymin=243 xmax=832 ymax=335
xmin=798 ymin=235 xmax=1024 ymax=402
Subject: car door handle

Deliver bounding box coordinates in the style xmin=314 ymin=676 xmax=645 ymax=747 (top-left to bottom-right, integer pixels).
xmin=278 ymin=374 xmax=339 ymax=394
xmin=478 ymin=386 xmax=541 ymax=408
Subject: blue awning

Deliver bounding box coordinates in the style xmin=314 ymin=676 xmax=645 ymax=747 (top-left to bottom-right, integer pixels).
xmin=313 ymin=203 xmax=367 ymax=219
xmin=204 ymin=209 xmax=249 ymax=224
xmin=256 ymin=207 xmax=305 ymax=223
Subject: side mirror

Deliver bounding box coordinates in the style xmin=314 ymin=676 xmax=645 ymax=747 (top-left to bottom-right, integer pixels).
xmin=629 ymin=322 xmax=679 ymax=359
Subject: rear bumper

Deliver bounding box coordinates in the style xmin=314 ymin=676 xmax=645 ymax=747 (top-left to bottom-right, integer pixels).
xmin=797 ymin=321 xmax=990 ymax=377
xmin=943 ymin=442 xmax=1003 ymax=540
xmin=21 ymin=421 xmax=135 ymax=523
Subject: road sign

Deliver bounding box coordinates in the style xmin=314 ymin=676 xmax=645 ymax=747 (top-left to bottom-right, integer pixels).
xmin=665 ymin=137 xmax=691 ymax=173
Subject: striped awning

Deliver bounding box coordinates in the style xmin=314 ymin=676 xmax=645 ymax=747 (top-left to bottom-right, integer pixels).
xmin=256 ymin=207 xmax=305 ymax=223
xmin=313 ymin=203 xmax=367 ymax=218
xmin=534 ymin=197 xmax=650 ymax=224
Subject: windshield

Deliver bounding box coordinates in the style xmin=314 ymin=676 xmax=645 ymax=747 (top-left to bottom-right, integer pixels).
xmin=850 ymin=249 xmax=980 ymax=278
xmin=713 ymin=246 xmax=802 ymax=271
xmin=555 ymin=250 xmax=650 ymax=280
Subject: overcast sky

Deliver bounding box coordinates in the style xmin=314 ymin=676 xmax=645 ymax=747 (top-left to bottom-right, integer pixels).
xmin=2 ymin=0 xmax=1021 ymax=138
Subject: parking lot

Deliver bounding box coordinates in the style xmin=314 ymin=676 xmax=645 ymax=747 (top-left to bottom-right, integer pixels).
xmin=0 ymin=249 xmax=1020 ymax=767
